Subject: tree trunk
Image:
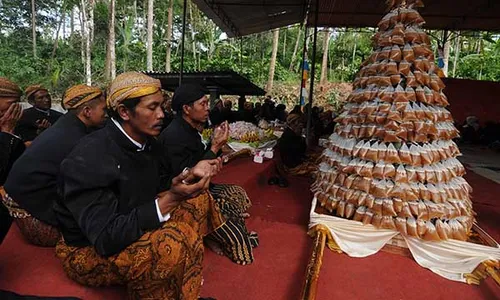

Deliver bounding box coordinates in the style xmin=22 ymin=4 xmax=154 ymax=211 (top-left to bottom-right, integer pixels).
xmin=89 ymin=0 xmax=94 ymax=44
xmin=123 ymin=18 xmax=128 ymax=71
xmin=105 ymin=0 xmax=116 ymax=80
xmin=289 ymin=27 xmax=301 ymax=71
xmin=165 ymin=0 xmax=173 ymax=72
xmin=31 ymin=0 xmax=36 ymax=58
xmin=452 ymin=33 xmax=460 ymax=77
xmin=70 ymin=6 xmax=74 ymax=37
xmin=442 ymin=31 xmax=451 ymax=77
xmin=329 ymin=38 xmax=333 ymax=80
xmin=50 ymin=8 xmax=65 ymax=67
xmin=296 ymin=27 xmax=310 ymax=72
xmin=351 ymin=32 xmax=357 ymax=66
xmin=266 ymin=28 xmax=280 ymax=93
xmin=188 ymin=1 xmax=197 ymax=68
xmin=282 ymin=27 xmax=287 ymax=59
xmin=207 ymin=23 xmax=215 ymax=60
xmin=320 ymin=30 xmax=330 ymax=85
xmin=78 ymin=6 xmax=84 ymax=65
xmin=81 ymin=0 xmax=91 ymax=85
xmin=146 ymin=0 xmax=154 ymax=71
xmin=133 ymin=0 xmax=137 ymax=20
xmin=62 ymin=7 xmax=66 ymax=39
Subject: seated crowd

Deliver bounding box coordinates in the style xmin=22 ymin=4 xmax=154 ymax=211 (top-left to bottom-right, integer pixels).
xmin=0 ymin=72 xmax=337 ymax=299
xmin=457 ymin=115 xmax=500 ymax=151
xmin=0 ymin=73 xmax=258 ymax=299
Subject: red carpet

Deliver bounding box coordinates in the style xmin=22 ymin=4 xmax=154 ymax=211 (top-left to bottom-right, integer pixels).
xmin=463 ymin=171 xmax=500 ymax=242
xmin=317 ymin=249 xmax=500 ymax=300
xmin=0 ymin=157 xmax=499 ymax=299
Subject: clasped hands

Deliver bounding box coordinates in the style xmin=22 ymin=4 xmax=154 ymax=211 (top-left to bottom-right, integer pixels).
xmin=156 ymin=158 xmax=223 ymax=215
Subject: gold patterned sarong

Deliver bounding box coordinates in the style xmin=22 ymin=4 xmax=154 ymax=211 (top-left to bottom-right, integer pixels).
xmin=0 ymin=187 xmax=60 ymax=247
xmin=56 ymin=192 xmax=224 ymax=299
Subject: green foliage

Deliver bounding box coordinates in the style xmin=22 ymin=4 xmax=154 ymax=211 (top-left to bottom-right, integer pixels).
xmin=456 ymin=53 xmax=500 ymax=81
xmin=327 ymin=30 xmax=373 ymax=82
xmin=452 ymin=35 xmax=500 ymax=81
xmin=326 ymin=88 xmax=344 ymax=112
xmin=0 ymin=0 xmax=498 ymax=99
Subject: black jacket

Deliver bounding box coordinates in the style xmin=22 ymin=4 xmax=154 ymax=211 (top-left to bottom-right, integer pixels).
xmin=278 ymin=128 xmax=307 ymax=168
xmin=15 ymin=107 xmax=63 ymax=142
xmin=160 ymin=111 xmax=175 ymax=133
xmin=55 ymin=122 xmax=168 ymax=257
xmin=0 ymin=132 xmax=25 ymax=244
xmin=0 ymin=133 xmax=25 ymax=185
xmin=5 ymin=113 xmax=89 ymax=226
xmin=158 ymin=116 xmax=217 ymax=181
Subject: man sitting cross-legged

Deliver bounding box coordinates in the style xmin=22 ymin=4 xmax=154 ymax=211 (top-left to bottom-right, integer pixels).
xmin=54 ymin=72 xmax=225 ymax=299
xmin=3 ymin=84 xmax=107 ymax=247
xmin=0 ymin=77 xmax=25 ymax=245
xmin=159 ymin=84 xmax=258 ymax=265
xmin=15 ymin=85 xmax=63 ymax=143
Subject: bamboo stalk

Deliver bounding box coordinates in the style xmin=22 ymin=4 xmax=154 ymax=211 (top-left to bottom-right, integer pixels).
xmin=485 ymin=265 xmax=500 ymax=286
xmin=301 ymin=225 xmax=327 ymax=300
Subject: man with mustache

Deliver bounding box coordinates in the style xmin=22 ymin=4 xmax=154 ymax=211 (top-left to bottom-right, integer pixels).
xmin=54 ymin=72 xmax=223 ymax=299
xmin=15 ymin=85 xmax=63 ymax=143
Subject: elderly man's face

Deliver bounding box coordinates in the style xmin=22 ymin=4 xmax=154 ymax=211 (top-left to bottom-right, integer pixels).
xmin=126 ymin=91 xmax=165 ymax=137
xmin=0 ymin=97 xmax=19 ymax=118
xmin=33 ymin=89 xmax=51 ymax=110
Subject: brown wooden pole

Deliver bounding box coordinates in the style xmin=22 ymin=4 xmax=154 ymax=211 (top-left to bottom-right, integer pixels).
xmin=301 ymin=226 xmax=327 ymax=300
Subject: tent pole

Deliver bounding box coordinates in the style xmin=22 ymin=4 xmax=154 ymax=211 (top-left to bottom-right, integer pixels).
xmin=306 ymin=0 xmax=319 ymax=147
xmin=298 ymin=25 xmax=307 ymax=106
xmin=179 ymin=0 xmax=188 ymax=86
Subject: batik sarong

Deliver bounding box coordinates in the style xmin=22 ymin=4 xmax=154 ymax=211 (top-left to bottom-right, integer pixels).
xmin=56 ymin=192 xmax=225 ymax=300
xmin=0 ymin=187 xmax=60 ymax=247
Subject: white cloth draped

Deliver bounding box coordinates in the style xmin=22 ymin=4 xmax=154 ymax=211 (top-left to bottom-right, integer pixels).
xmin=309 ymin=197 xmax=500 ymax=282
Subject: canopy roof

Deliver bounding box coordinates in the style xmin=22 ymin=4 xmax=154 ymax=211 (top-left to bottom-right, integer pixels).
xmin=192 ymin=0 xmax=500 ymax=37
xmin=144 ymin=70 xmax=266 ymax=96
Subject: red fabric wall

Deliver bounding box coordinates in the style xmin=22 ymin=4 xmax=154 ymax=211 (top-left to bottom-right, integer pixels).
xmin=443 ymin=78 xmax=500 ymax=126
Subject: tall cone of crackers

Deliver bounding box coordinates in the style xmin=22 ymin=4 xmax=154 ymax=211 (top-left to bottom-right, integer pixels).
xmin=312 ymin=0 xmax=475 ymax=242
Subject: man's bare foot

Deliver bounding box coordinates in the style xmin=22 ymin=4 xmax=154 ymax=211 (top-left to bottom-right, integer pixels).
xmin=240 ymin=212 xmax=250 ymax=219
xmin=205 ymin=239 xmax=224 ymax=256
